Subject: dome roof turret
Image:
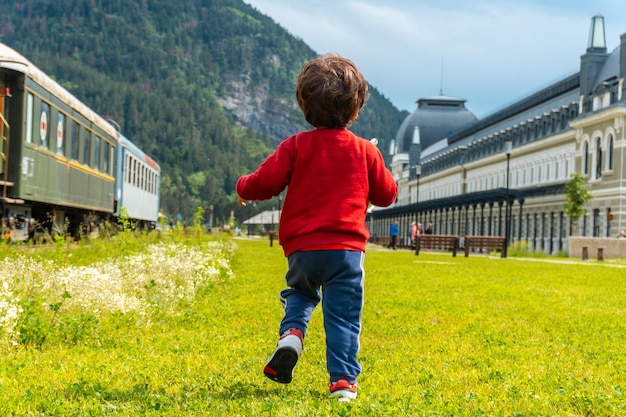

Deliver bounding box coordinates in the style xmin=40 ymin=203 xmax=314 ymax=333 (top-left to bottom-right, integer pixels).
xmin=395 ymin=95 xmax=477 ymax=153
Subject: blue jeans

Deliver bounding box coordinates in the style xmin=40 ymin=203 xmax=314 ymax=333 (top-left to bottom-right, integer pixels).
xmin=278 ymin=250 xmax=364 ymax=384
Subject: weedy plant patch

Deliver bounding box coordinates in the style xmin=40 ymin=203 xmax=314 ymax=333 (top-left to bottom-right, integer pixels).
xmin=0 ymin=234 xmax=624 ymax=416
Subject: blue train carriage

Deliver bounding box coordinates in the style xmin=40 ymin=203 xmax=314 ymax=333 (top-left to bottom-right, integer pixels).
xmin=0 ymin=42 xmax=117 ymax=241
xmin=114 ymin=133 xmax=161 ymax=229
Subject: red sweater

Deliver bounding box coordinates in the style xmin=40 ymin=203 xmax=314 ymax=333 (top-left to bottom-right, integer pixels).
xmin=236 ymin=128 xmax=397 ymax=256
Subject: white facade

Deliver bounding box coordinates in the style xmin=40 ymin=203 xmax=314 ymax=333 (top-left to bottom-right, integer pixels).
xmin=368 ymin=16 xmax=626 ymax=255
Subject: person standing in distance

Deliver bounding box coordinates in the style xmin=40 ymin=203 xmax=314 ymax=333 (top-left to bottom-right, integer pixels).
xmin=411 ymin=221 xmax=420 ymax=249
xmin=387 ymin=220 xmax=399 ymax=250
xmin=236 ymin=54 xmax=397 ymax=402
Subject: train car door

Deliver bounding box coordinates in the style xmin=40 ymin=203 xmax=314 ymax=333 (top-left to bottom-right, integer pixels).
xmin=1 ymin=78 xmax=32 ymax=241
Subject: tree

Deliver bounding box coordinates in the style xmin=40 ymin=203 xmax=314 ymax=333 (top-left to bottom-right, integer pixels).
xmin=564 ymin=172 xmax=593 ymax=235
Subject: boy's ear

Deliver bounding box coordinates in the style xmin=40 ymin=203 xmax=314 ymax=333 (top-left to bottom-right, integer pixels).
xmin=352 ymin=112 xmax=359 ymax=121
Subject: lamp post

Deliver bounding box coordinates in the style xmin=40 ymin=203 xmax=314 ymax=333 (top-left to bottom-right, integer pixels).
xmin=503 ymin=140 xmax=512 ymax=258
xmin=414 ymin=164 xmax=422 ymax=255
xmin=270 ymin=205 xmax=276 ymax=247
xmin=247 ymin=201 xmax=251 ymax=237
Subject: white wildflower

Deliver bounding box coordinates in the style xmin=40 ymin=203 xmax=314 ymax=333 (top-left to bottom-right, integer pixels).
xmin=0 ymin=239 xmax=234 ymax=346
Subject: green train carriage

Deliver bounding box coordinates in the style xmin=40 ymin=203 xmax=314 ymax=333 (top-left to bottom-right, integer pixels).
xmin=1 ymin=42 xmax=117 ymax=240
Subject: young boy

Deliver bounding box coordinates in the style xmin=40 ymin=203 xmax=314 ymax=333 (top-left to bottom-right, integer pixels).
xmin=236 ymin=54 xmax=397 ymax=402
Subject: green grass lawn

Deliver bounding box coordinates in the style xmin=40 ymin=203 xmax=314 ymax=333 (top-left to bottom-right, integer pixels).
xmin=1 ymin=236 xmax=625 ymax=416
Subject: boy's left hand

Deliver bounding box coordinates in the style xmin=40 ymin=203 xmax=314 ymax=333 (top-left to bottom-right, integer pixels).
xmin=237 ymin=197 xmax=247 ymax=207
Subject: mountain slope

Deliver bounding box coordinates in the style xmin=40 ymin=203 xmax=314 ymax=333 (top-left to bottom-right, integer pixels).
xmin=1 ymin=0 xmax=406 ymax=224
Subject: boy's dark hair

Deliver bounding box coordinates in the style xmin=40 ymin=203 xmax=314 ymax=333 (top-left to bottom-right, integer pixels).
xmin=296 ymin=54 xmax=369 ymax=129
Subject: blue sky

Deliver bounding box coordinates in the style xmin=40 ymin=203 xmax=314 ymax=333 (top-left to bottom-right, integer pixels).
xmin=243 ymin=0 xmax=626 ymax=119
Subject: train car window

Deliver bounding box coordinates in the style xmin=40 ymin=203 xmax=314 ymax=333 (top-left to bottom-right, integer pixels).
xmin=94 ymin=136 xmax=100 ymax=171
xmin=102 ymin=142 xmax=109 ymax=174
xmin=128 ymin=156 xmax=132 ymax=184
xmin=26 ymin=93 xmax=34 ymax=143
xmin=56 ymin=113 xmax=65 ymax=155
xmin=128 ymin=155 xmax=132 ymax=183
xmin=83 ymin=131 xmax=91 ymax=166
xmin=71 ymin=122 xmax=79 ymax=160
xmin=109 ymin=145 xmax=114 ymax=176
xmin=64 ymin=119 xmax=71 ymax=159
xmin=125 ymin=154 xmax=130 ymax=183
xmin=126 ymin=154 xmax=133 ymax=184
xmin=133 ymin=158 xmax=137 ymax=186
xmin=40 ymin=102 xmax=49 ymax=147
xmin=77 ymin=127 xmax=83 ymax=163
xmin=32 ymin=96 xmax=41 ymax=145
xmin=49 ymin=107 xmax=57 ymax=152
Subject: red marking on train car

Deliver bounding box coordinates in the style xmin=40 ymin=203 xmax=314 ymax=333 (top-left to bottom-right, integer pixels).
xmin=145 ymin=155 xmax=160 ymax=172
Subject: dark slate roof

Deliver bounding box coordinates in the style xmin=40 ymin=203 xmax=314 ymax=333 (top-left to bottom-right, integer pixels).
xmin=421 ymin=73 xmax=580 ymax=161
xmin=394 ymin=95 xmax=478 ymax=153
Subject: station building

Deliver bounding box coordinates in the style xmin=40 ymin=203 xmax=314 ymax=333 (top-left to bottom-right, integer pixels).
xmin=368 ymin=15 xmax=626 ymax=254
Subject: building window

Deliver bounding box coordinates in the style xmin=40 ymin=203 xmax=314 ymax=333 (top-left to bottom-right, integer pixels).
xmin=608 ymin=135 xmax=614 ymax=170
xmin=595 ymin=137 xmax=602 ymax=179
xmin=593 ymin=209 xmax=600 ymax=237
xmin=583 ymin=141 xmax=589 ymax=175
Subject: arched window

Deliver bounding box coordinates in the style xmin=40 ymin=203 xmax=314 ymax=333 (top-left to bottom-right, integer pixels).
xmin=583 ymin=141 xmax=589 ymax=175
xmin=608 ymin=134 xmax=614 ymax=170
xmin=595 ymin=137 xmax=602 ymax=179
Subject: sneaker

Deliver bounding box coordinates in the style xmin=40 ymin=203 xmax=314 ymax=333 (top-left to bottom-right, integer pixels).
xmin=329 ymin=380 xmax=358 ymax=402
xmin=263 ymin=328 xmax=303 ymax=384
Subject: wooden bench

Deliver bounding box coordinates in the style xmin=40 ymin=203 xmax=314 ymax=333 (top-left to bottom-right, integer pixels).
xmin=464 ymin=235 xmax=505 ymax=257
xmin=415 ymin=234 xmax=459 ymax=256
